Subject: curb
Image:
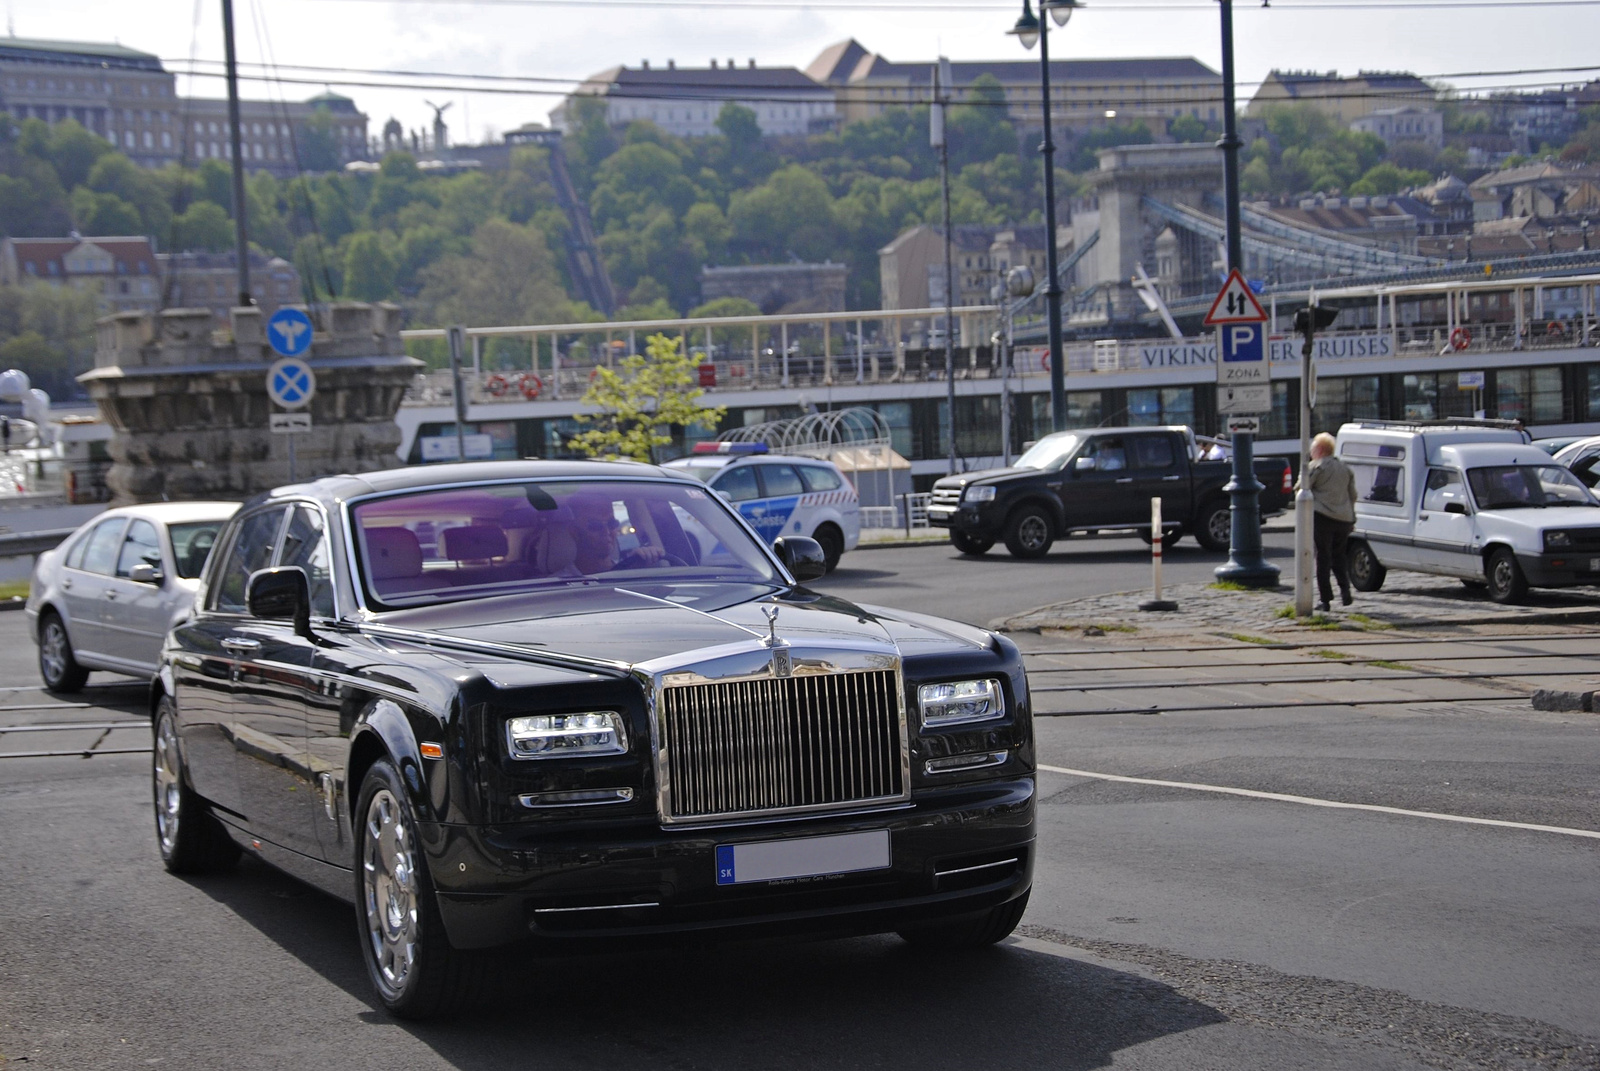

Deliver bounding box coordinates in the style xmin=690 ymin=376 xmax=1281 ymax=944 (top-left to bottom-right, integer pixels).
xmin=854 ymin=537 xmax=951 ymax=551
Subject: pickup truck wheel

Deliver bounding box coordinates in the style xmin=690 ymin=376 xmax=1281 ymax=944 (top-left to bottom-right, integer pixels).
xmin=950 ymin=531 xmax=993 ymax=556
xmin=813 ymin=523 xmax=845 ymax=573
xmin=1138 ymin=527 xmax=1183 ymax=549
xmin=1485 ymin=548 xmax=1528 ymax=605
xmin=1193 ymin=500 xmax=1231 ymax=552
xmin=1002 ymin=505 xmax=1054 ymax=559
xmin=1348 ymin=540 xmax=1387 ymax=592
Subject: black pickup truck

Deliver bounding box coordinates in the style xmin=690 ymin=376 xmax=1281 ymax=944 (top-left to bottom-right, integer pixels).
xmin=928 ymin=426 xmax=1293 ymax=558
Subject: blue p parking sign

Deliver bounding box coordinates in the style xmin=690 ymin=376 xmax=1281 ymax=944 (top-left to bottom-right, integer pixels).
xmin=266 ymin=307 xmax=314 ymax=358
xmin=1216 ymin=322 xmax=1268 ymax=384
xmin=267 ymin=357 xmax=316 ymax=410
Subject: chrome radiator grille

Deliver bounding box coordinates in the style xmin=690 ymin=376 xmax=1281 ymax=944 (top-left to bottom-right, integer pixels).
xmin=929 ymin=487 xmax=962 ymax=509
xmin=659 ymin=669 xmax=906 ymax=822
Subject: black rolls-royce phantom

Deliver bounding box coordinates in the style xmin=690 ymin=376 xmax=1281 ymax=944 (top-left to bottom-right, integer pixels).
xmin=152 ymin=461 xmax=1035 ymax=1018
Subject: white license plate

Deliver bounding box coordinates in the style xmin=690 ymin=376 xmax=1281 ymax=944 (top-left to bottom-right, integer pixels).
xmin=1591 ymin=558 xmax=1600 ymax=572
xmin=927 ymin=507 xmax=953 ymax=517
xmin=716 ymin=830 xmax=890 ymax=886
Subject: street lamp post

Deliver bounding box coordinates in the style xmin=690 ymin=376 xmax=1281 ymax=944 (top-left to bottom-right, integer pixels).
xmin=1008 ymin=0 xmax=1074 ymax=433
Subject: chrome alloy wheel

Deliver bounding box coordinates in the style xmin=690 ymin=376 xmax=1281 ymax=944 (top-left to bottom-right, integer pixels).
xmin=362 ymin=788 xmax=420 ymax=992
xmin=1016 ymin=514 xmax=1049 ymax=553
xmin=40 ymin=619 xmax=69 ymax=686
xmin=154 ymin=714 xmax=183 ymax=856
xmin=1206 ymin=507 xmax=1231 ymax=549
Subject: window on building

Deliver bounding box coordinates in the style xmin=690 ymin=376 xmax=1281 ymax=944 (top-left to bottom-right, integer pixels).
xmin=1402 ymin=372 xmax=1478 ymax=421
xmin=1496 ymin=366 xmax=1564 ymax=424
xmin=1586 ymin=366 xmax=1600 ymax=421
xmin=1314 ymin=375 xmax=1380 ymax=435
xmin=1127 ymin=387 xmax=1195 ymax=428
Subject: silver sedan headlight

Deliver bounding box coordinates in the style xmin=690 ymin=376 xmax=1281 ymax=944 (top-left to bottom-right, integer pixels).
xmin=507 ymin=712 xmax=628 ymax=759
xmin=964 ymin=485 xmax=997 ymax=503
xmin=918 ymin=679 xmax=1004 ymax=728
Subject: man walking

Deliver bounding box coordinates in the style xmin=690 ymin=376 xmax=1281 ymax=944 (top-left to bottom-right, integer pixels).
xmin=1303 ymin=432 xmax=1357 ymax=612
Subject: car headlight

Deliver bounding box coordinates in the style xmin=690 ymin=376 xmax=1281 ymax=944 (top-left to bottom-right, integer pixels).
xmin=1545 ymin=530 xmax=1572 ymax=550
xmin=919 ymin=679 xmax=1004 ymax=728
xmin=964 ymin=485 xmax=996 ymax=503
xmin=506 ymin=712 xmax=628 ymax=759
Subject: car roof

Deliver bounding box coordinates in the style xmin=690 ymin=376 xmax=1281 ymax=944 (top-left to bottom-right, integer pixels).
xmin=663 ymin=453 xmax=832 ymax=471
xmin=1553 ymin=435 xmax=1600 ymax=464
xmin=99 ymin=501 xmax=241 ymax=523
xmin=1436 ymin=443 xmax=1558 ymax=467
xmin=253 ymin=459 xmax=691 ymax=507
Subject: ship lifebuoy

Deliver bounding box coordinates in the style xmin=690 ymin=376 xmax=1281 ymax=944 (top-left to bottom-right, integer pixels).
xmin=1449 ymin=327 xmax=1472 ymax=351
xmin=1547 ymin=320 xmax=1567 ymax=337
xmin=1040 ymin=351 xmax=1051 ymax=372
xmin=520 ymin=374 xmax=543 ymax=400
xmin=486 ymin=373 xmax=510 ymax=397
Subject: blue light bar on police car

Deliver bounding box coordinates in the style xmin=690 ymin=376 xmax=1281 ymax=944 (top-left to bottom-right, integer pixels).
xmin=692 ymin=442 xmax=769 ymax=455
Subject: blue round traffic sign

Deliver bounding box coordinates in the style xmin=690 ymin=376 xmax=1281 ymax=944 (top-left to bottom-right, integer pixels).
xmin=266 ymin=357 xmax=316 ymax=410
xmin=266 ymin=307 xmax=314 ymax=358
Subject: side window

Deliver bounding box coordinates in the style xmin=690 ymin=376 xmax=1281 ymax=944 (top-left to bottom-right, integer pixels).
xmin=211 ymin=508 xmax=288 ymax=613
xmin=714 ymin=465 xmax=760 ymax=503
xmin=1132 ymin=435 xmax=1177 ymax=470
xmin=114 ymin=519 xmax=162 ymax=578
xmin=77 ymin=518 xmax=128 ymax=575
xmin=800 ymin=465 xmax=843 ymax=492
xmin=1084 ymin=437 xmax=1127 ymax=471
xmin=278 ymin=506 xmax=335 ymax=618
xmin=1422 ymin=469 xmax=1466 ymax=513
xmin=758 ymin=464 xmax=805 ymax=497
xmin=1349 ymin=463 xmax=1406 ymax=506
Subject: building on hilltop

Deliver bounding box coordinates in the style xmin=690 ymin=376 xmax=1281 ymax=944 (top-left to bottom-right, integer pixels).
xmin=1 ymin=234 xmax=161 ymax=312
xmin=1349 ymin=106 xmax=1443 ymax=150
xmin=551 ymin=60 xmax=836 ymax=138
xmin=878 ymin=224 xmax=1059 ymax=312
xmin=1245 ymin=70 xmax=1434 ymax=124
xmin=807 ymin=39 xmax=1221 ymax=136
xmin=0 ymin=36 xmax=368 ymax=173
xmin=700 ymin=262 xmax=847 ymax=315
xmin=157 ymin=250 xmax=302 ymax=322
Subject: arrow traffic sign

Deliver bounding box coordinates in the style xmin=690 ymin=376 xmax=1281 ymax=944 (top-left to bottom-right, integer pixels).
xmin=1203 ymin=269 xmax=1268 ymax=326
xmin=266 ymin=357 xmax=316 ymax=410
xmin=266 ymin=307 xmax=314 ymax=358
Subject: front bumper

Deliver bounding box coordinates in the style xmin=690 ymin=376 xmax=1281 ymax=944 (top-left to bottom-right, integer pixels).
xmin=426 ymin=776 xmax=1035 ymax=949
xmin=1516 ymin=550 xmax=1600 ymax=587
xmin=926 ymin=504 xmax=994 ymax=533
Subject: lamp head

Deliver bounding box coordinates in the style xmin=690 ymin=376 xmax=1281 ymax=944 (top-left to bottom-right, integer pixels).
xmin=1007 ymin=0 xmax=1041 ymax=49
xmin=1043 ymin=0 xmax=1081 ymax=27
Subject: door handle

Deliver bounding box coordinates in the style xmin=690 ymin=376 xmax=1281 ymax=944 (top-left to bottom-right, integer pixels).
xmin=221 ymin=638 xmax=262 ymax=653
xmin=1114 ymin=478 xmax=1133 ymax=484
xmin=1161 ymin=475 xmax=1182 ymax=482
xmin=104 ymin=590 xmax=118 ymax=600
xmin=61 ymin=578 xmax=72 ymax=590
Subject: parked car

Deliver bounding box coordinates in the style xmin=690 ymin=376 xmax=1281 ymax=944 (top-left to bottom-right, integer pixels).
xmin=26 ymin=501 xmax=238 ymax=692
xmin=1552 ymin=435 xmax=1600 ymax=488
xmin=1339 ymin=421 xmax=1600 ymax=604
xmin=664 ymin=443 xmax=860 ymax=571
xmin=151 ymin=461 xmax=1035 ymax=1019
xmin=1533 ymin=435 xmax=1589 ymax=456
xmin=928 ymin=426 xmax=1294 ymax=557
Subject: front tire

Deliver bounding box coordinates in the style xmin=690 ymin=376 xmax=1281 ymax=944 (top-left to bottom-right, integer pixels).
xmin=1485 ymin=547 xmax=1528 ymax=605
xmin=356 ymin=758 xmax=487 ymax=1019
xmin=950 ymin=530 xmax=994 ymax=556
xmin=1348 ymin=540 xmax=1387 ymax=592
xmin=153 ymin=695 xmax=240 ymax=875
xmin=1002 ymin=505 xmax=1054 ymax=559
xmin=813 ymin=523 xmax=845 ymax=573
xmin=898 ymin=891 xmax=1030 ymax=949
xmin=38 ymin=610 xmax=89 ymax=694
xmin=1193 ymin=499 xmax=1231 ymax=552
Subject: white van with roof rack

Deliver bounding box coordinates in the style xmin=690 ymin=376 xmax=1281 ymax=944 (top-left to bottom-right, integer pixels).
xmin=1339 ymin=419 xmax=1600 ymax=604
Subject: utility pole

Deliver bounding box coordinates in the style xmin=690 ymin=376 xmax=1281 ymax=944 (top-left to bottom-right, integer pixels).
xmin=1211 ymin=0 xmax=1279 ymax=589
xmin=221 ymin=0 xmax=251 ymax=307
xmin=932 ymin=57 xmax=958 ymax=473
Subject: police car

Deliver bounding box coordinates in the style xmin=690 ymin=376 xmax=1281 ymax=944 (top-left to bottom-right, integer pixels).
xmin=664 ymin=443 xmax=861 ymax=572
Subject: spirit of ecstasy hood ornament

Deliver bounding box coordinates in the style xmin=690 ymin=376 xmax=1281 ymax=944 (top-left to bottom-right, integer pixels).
xmin=762 ymin=604 xmax=781 ymax=648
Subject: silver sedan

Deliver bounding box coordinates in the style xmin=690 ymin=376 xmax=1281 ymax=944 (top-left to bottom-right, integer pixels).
xmin=26 ymin=501 xmax=239 ymax=692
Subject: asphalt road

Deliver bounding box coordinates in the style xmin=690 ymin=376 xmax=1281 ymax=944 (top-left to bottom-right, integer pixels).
xmin=814 ymin=529 xmax=1300 ymax=627
xmin=2 ymin=555 xmax=1597 ymax=1069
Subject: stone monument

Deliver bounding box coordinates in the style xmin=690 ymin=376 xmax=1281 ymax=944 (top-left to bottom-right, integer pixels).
xmin=81 ymin=302 xmax=423 ymax=504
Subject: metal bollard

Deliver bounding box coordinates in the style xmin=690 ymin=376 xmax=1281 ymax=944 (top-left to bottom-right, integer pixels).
xmin=1140 ymin=496 xmax=1179 ymax=612
xmin=1294 ymin=486 xmax=1316 ymax=615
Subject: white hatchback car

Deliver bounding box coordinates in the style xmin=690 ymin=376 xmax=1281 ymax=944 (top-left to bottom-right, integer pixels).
xmin=665 ymin=444 xmax=861 ymax=572
xmin=26 ymin=501 xmax=239 ymax=691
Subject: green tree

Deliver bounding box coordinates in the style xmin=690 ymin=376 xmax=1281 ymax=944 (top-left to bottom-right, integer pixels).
xmin=568 ymin=333 xmax=726 ymax=462
xmin=1350 ymin=162 xmax=1432 ymax=196
xmin=1168 ymin=114 xmax=1212 ymax=143
xmin=0 ymin=282 xmax=99 ymax=397
xmin=343 ymin=230 xmax=398 ymax=300
xmin=716 ymin=102 xmax=762 ymax=152
xmin=70 ymin=188 xmax=142 ymax=235
xmin=729 ymin=165 xmax=837 ymax=261
xmin=295 ymin=107 xmax=341 ymax=172
xmin=416 ymin=217 xmax=569 ymax=326
xmin=170 ymin=200 xmax=233 ymax=252
xmin=44 ymin=119 xmax=112 ymax=190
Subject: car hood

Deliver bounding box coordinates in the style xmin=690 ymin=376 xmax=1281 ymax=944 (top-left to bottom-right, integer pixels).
xmin=1477 ymin=505 xmax=1600 ymax=528
xmin=932 ymin=467 xmax=1037 ymax=491
xmin=371 ymin=581 xmax=993 ymax=668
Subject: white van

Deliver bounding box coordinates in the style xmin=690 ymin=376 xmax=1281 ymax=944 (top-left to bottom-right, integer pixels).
xmin=1339 ymin=420 xmax=1600 ymax=604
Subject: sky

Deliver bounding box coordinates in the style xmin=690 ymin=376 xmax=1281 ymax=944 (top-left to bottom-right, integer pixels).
xmin=14 ymin=0 xmax=1600 ymax=147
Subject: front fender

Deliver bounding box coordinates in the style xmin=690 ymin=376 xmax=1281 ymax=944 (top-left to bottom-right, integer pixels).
xmin=350 ymin=697 xmax=437 ymax=823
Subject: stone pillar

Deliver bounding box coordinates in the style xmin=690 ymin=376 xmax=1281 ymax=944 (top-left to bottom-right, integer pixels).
xmin=80 ymin=304 xmax=423 ymax=505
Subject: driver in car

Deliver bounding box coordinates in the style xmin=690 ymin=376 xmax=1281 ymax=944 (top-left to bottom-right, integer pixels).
xmin=570 ymin=495 xmax=665 ymax=572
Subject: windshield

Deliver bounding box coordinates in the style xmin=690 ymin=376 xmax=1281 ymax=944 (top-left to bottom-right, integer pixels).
xmin=1466 ymin=465 xmax=1599 ymax=510
xmin=1014 ymin=433 xmax=1082 ymax=472
xmin=668 ymin=463 xmax=719 ymax=484
xmin=351 ymin=479 xmax=780 ymax=607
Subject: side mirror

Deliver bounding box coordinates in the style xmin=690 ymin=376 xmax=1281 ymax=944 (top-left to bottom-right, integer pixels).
xmin=247 ymin=566 xmax=311 ymax=635
xmin=1444 ymin=501 xmax=1467 ymax=515
xmin=1074 ymin=456 xmax=1097 ymax=472
xmin=128 ymin=562 xmax=163 ymax=585
xmin=773 ymin=536 xmax=827 ymax=582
